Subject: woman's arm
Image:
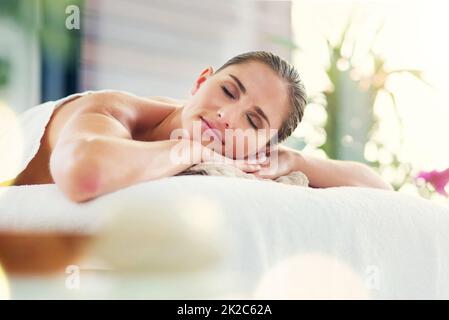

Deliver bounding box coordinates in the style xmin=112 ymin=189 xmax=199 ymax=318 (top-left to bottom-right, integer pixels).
xmin=51 ymin=131 xmax=201 ymax=203
xmin=47 ymin=91 xmax=204 ymax=202
xmin=283 ymin=146 xmax=393 ymax=190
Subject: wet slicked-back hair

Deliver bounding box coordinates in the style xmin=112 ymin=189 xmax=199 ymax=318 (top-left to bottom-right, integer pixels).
xmin=215 ymin=51 xmax=307 ymax=145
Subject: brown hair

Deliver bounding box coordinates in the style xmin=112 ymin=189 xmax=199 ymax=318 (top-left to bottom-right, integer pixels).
xmin=216 ymin=51 xmax=307 ymax=145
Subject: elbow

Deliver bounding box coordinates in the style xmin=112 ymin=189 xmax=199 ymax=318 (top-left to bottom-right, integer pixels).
xmin=354 ymin=163 xmax=394 ymax=191
xmin=62 ymin=169 xmax=102 ymax=203
xmin=50 ymin=140 xmax=103 ymax=203
xmin=376 ymin=179 xmax=394 ymax=191
xmin=380 ymin=182 xmax=394 ymax=191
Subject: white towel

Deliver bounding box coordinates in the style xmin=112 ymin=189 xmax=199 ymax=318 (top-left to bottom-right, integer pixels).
xmin=176 ymin=162 xmax=309 ymax=186
xmin=0 ymin=91 xmax=102 ymax=185
xmin=1 ymin=176 xmax=449 ymax=298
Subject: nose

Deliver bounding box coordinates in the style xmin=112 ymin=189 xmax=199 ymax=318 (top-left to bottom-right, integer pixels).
xmin=217 ymin=110 xmax=231 ymax=129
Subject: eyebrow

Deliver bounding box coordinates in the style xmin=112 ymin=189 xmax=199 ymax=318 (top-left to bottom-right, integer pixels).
xmin=228 ymin=74 xmax=271 ymax=127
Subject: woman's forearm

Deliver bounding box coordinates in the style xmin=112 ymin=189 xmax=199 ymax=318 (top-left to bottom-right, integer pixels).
xmin=286 ymin=147 xmax=392 ymax=190
xmin=51 ymin=137 xmax=201 ymax=202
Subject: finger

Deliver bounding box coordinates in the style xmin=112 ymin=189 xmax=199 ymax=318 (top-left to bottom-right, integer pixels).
xmin=252 ymin=167 xmax=281 ymax=180
xmin=235 ymin=162 xmax=261 ymax=173
xmin=253 ymin=171 xmax=276 ymax=180
xmin=252 ymin=167 xmax=270 ymax=178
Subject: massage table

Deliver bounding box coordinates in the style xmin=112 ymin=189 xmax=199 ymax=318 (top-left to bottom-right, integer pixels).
xmin=1 ymin=175 xmax=449 ymax=299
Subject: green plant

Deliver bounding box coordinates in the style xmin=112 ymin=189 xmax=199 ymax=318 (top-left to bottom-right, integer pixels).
xmin=0 ymin=0 xmax=83 ymax=61
xmin=270 ymin=18 xmax=430 ymax=191
xmin=0 ymin=58 xmax=10 ymax=88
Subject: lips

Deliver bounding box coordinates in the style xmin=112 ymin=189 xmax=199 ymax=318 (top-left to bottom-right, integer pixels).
xmin=200 ymin=117 xmax=224 ymax=145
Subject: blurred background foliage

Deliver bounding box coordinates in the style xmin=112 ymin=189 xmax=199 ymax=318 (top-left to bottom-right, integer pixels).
xmin=0 ymin=0 xmax=82 ymax=56
xmin=0 ymin=0 xmax=82 ymax=97
xmin=0 ymin=58 xmax=9 ymax=87
xmin=280 ymin=17 xmax=438 ymax=198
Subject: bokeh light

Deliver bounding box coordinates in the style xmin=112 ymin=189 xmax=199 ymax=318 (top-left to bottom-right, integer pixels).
xmin=0 ymin=263 xmax=10 ymax=300
xmin=254 ymin=253 xmax=370 ymax=299
xmin=0 ymin=101 xmax=24 ymax=189
xmin=291 ymin=0 xmax=449 ymax=202
xmin=293 ymin=0 xmax=449 ymax=168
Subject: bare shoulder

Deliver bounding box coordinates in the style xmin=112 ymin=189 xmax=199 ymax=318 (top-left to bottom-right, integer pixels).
xmin=46 ymin=92 xmax=181 ymax=145
xmin=90 ymin=92 xmax=183 ymax=128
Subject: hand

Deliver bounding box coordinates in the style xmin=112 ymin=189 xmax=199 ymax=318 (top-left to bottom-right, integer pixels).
xmin=252 ymin=146 xmax=300 ymax=180
xmin=200 ymin=146 xmax=264 ymax=174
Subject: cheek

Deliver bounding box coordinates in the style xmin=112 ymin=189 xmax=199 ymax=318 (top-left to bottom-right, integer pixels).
xmin=197 ymin=86 xmax=222 ymax=109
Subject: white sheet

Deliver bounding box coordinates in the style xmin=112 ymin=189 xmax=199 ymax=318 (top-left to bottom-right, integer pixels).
xmin=1 ymin=175 xmax=449 ymax=299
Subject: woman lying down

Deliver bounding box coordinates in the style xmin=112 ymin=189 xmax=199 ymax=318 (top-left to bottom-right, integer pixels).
xmin=4 ymin=51 xmax=392 ymax=202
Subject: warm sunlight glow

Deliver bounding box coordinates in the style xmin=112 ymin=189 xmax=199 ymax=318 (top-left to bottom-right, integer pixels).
xmin=253 ymin=253 xmax=370 ymax=299
xmin=292 ymin=0 xmax=449 ymax=170
xmin=0 ymin=264 xmax=10 ymax=300
xmin=0 ymin=101 xmax=24 ymax=189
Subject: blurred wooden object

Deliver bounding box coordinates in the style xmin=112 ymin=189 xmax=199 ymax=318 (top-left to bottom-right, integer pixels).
xmin=0 ymin=231 xmax=92 ymax=274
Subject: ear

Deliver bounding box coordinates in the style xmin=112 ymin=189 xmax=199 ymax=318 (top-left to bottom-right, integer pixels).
xmin=191 ymin=66 xmax=214 ymax=95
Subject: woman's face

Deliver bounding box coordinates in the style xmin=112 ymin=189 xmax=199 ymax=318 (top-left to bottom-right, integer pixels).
xmin=181 ymin=61 xmax=290 ymax=159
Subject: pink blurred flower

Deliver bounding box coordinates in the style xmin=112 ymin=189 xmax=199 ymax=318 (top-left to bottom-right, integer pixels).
xmin=416 ymin=167 xmax=449 ymax=196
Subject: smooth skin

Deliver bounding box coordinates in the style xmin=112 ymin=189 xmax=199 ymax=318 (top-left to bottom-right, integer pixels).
xmin=13 ymin=61 xmax=392 ymax=202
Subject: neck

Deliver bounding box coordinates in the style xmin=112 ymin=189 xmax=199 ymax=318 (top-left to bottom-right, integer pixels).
xmin=142 ymin=105 xmax=184 ymax=142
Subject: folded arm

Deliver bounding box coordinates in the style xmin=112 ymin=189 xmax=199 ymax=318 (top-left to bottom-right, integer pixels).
xmin=50 ymin=92 xmax=260 ymax=203
xmin=50 ymin=94 xmax=201 ymax=203
xmin=281 ymin=145 xmax=393 ymax=190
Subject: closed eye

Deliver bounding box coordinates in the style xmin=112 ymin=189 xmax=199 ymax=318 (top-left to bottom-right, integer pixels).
xmin=247 ymin=114 xmax=258 ymax=129
xmin=222 ymin=85 xmax=258 ymax=129
xmin=221 ymin=86 xmax=235 ymax=99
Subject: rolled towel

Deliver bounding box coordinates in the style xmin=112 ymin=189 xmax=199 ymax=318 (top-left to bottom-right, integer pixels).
xmin=176 ymin=162 xmax=309 ymax=187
